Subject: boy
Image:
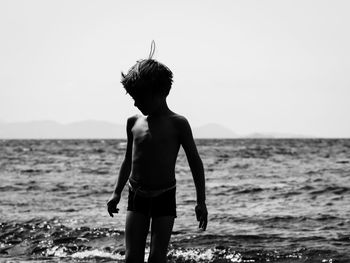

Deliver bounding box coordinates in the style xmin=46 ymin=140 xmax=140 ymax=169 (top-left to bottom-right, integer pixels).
xmin=107 ymin=49 xmax=207 ymax=263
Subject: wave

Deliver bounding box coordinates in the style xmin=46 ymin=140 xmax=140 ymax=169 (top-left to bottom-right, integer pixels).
xmin=1 ymin=219 xmax=349 ymax=262
xmin=310 ymin=186 xmax=350 ymax=195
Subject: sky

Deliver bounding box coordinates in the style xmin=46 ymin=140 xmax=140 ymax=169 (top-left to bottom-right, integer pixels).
xmin=1 ymin=0 xmax=349 ymax=137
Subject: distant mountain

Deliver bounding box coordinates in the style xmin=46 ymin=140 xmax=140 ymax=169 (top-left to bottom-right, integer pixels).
xmin=244 ymin=132 xmax=314 ymax=139
xmin=193 ymin=123 xmax=238 ymax=138
xmin=0 ymin=120 xmax=313 ymax=139
xmin=0 ymin=120 xmax=239 ymax=139
xmin=0 ymin=120 xmax=125 ymax=139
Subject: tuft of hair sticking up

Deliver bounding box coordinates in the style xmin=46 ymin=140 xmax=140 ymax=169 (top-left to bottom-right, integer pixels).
xmin=121 ymin=41 xmax=173 ymax=97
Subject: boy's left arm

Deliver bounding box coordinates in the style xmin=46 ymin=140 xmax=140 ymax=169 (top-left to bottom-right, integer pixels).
xmin=179 ymin=117 xmax=208 ymax=231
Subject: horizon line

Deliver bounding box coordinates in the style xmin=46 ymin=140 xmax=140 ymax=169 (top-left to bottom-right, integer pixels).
xmin=1 ymin=119 xmax=348 ymax=138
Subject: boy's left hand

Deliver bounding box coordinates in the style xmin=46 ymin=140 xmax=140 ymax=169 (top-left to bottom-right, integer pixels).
xmin=107 ymin=193 xmax=120 ymax=217
xmin=195 ymin=203 xmax=208 ymax=231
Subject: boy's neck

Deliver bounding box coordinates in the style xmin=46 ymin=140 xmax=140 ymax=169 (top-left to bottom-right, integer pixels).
xmin=148 ymin=99 xmax=171 ymax=118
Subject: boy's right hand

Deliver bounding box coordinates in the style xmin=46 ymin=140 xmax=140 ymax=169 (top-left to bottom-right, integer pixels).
xmin=107 ymin=193 xmax=120 ymax=217
xmin=195 ymin=203 xmax=208 ymax=231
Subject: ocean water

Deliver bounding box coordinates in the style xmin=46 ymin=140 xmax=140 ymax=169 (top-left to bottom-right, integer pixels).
xmin=0 ymin=139 xmax=349 ymax=262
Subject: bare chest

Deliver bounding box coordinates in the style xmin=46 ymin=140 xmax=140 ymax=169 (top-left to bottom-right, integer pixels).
xmin=131 ymin=117 xmax=178 ymax=147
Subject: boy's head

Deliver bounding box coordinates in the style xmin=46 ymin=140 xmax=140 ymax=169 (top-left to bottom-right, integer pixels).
xmin=121 ymin=59 xmax=173 ymax=99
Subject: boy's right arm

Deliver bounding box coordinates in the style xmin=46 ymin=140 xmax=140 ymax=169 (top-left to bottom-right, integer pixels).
xmin=107 ymin=116 xmax=135 ymax=217
xmin=178 ymin=116 xmax=208 ymax=230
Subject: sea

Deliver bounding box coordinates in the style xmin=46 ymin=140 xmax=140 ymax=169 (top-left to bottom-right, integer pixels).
xmin=0 ymin=139 xmax=349 ymax=263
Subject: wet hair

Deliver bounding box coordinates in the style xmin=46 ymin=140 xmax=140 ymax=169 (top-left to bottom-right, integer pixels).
xmin=121 ymin=41 xmax=173 ymax=97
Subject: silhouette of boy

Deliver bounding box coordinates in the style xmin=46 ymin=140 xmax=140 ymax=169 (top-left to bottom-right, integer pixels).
xmin=107 ymin=42 xmax=207 ymax=263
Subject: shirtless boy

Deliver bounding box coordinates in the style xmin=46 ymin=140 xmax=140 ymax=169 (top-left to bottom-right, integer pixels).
xmin=107 ymin=49 xmax=208 ymax=263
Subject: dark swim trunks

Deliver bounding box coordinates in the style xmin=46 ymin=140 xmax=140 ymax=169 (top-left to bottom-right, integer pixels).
xmin=127 ymin=186 xmax=177 ymax=218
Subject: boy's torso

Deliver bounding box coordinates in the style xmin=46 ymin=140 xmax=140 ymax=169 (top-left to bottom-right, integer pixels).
xmin=130 ymin=113 xmax=181 ymax=190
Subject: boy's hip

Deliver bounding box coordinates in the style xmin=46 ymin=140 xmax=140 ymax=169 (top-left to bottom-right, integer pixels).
xmin=127 ymin=186 xmax=177 ymax=218
xmin=128 ymin=177 xmax=176 ymax=198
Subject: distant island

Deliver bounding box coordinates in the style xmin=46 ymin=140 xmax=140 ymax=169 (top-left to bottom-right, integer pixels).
xmin=0 ymin=120 xmax=312 ymax=139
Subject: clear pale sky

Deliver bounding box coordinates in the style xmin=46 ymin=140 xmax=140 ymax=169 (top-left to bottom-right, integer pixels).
xmin=1 ymin=0 xmax=349 ymax=137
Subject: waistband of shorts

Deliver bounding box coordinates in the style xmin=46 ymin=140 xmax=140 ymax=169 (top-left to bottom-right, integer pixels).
xmin=128 ymin=178 xmax=176 ymax=198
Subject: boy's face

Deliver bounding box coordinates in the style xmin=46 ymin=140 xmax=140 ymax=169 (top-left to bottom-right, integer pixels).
xmin=132 ymin=92 xmax=159 ymax=116
xmin=132 ymin=93 xmax=149 ymax=115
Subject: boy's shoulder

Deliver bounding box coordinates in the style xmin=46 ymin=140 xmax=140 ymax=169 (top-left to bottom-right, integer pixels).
xmin=168 ymin=112 xmax=192 ymax=132
xmin=127 ymin=114 xmax=142 ymax=122
xmin=126 ymin=113 xmax=191 ymax=130
xmin=126 ymin=114 xmax=142 ymax=130
xmin=169 ymin=112 xmax=189 ymax=124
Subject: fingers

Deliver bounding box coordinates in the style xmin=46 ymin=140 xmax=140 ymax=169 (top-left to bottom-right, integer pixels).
xmin=107 ymin=206 xmax=114 ymax=217
xmin=195 ymin=204 xmax=208 ymax=231
xmin=199 ymin=218 xmax=208 ymax=231
xmin=108 ymin=211 xmax=114 ymax=217
xmin=107 ymin=207 xmax=119 ymax=217
xmin=198 ymin=214 xmax=208 ymax=231
xmin=195 ymin=210 xmax=200 ymax=221
xmin=195 ymin=205 xmax=202 ymax=221
xmin=107 ymin=201 xmax=119 ymax=217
